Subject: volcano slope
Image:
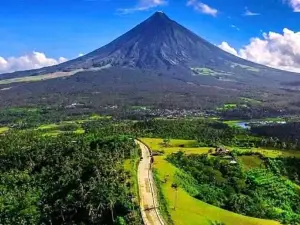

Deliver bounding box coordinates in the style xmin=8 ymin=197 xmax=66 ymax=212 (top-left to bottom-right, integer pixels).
xmin=1 ymin=12 xmax=300 ymax=114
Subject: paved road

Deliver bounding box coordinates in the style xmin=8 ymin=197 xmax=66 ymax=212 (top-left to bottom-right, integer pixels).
xmin=135 ymin=140 xmax=165 ymax=225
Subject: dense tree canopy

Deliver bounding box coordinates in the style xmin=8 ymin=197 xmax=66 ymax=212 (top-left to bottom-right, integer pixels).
xmin=0 ymin=132 xmax=141 ymax=225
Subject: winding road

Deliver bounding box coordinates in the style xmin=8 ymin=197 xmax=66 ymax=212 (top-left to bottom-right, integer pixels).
xmin=135 ymin=140 xmax=165 ymax=225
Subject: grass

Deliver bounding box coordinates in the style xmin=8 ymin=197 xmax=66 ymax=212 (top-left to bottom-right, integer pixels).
xmin=191 ymin=68 xmax=233 ymax=78
xmin=231 ymin=63 xmax=260 ymax=72
xmin=74 ymin=128 xmax=85 ymax=134
xmin=123 ymin=150 xmax=141 ymax=209
xmin=232 ymin=147 xmax=300 ymax=158
xmin=153 ymin=155 xmax=279 ymax=225
xmin=216 ymin=103 xmax=238 ymax=111
xmin=42 ymin=130 xmax=62 ymax=137
xmin=35 ymin=114 xmax=111 ymax=134
xmin=240 ymin=97 xmax=262 ymax=104
xmin=238 ymin=155 xmax=265 ymax=170
xmin=140 ymin=138 xmax=198 ymax=149
xmin=191 ymin=67 xmax=218 ymax=76
xmin=141 ymin=138 xmax=281 ymax=225
xmin=142 ymin=138 xmax=300 ymax=159
xmin=252 ymin=148 xmax=300 ymax=158
xmin=89 ymin=114 xmax=112 ymax=120
xmin=223 ymin=120 xmax=242 ymax=127
xmin=0 ymin=127 xmax=9 ymax=134
xmin=36 ymin=124 xmax=60 ymax=130
xmin=140 ymin=138 xmax=211 ymax=155
xmin=0 ymin=70 xmax=83 ymax=85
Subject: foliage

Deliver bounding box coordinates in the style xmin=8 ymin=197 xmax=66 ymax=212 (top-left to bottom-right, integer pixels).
xmin=0 ymin=132 xmax=141 ymax=225
xmin=167 ymin=152 xmax=300 ymax=224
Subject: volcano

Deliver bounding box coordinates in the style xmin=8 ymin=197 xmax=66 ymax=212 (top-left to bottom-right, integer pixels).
xmin=55 ymin=11 xmax=252 ymax=71
xmin=2 ymin=11 xmax=300 ymax=84
xmin=1 ymin=12 xmax=300 ymax=111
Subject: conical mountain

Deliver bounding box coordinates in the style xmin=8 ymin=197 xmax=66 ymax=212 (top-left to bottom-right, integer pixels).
xmin=2 ymin=11 xmax=299 ymax=87
xmin=60 ymin=11 xmax=247 ymax=71
xmin=1 ymin=12 xmax=300 ymax=112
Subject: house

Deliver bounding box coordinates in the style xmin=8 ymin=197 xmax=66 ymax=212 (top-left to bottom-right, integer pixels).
xmin=213 ymin=147 xmax=230 ymax=155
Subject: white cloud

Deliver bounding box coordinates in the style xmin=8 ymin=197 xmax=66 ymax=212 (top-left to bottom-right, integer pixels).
xmin=218 ymin=28 xmax=300 ymax=72
xmin=0 ymin=52 xmax=68 ymax=74
xmin=218 ymin=42 xmax=238 ymax=56
xmin=187 ymin=0 xmax=218 ymax=17
xmin=231 ymin=24 xmax=240 ymax=31
xmin=78 ymin=53 xmax=84 ymax=57
xmin=287 ymin=0 xmax=300 ymax=12
xmin=243 ymin=7 xmax=260 ymax=16
xmin=118 ymin=0 xmax=167 ymax=14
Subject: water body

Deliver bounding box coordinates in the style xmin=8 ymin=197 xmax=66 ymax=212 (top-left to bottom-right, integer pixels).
xmin=236 ymin=122 xmax=250 ymax=129
xmin=236 ymin=120 xmax=286 ymax=129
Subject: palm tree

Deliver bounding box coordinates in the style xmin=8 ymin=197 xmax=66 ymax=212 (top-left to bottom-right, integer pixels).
xmin=171 ymin=183 xmax=178 ymax=210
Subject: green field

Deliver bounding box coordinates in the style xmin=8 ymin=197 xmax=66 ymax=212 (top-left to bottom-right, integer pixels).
xmin=141 ymin=138 xmax=281 ymax=225
xmin=0 ymin=127 xmax=9 ymax=134
xmin=191 ymin=67 xmax=218 ymax=76
xmin=216 ymin=103 xmax=238 ymax=111
xmin=36 ymin=124 xmax=60 ymax=130
xmin=124 ymin=158 xmax=139 ymax=206
xmin=240 ymin=97 xmax=262 ymax=104
xmin=231 ymin=63 xmax=260 ymax=72
xmin=238 ymin=155 xmax=265 ymax=170
xmin=33 ymin=114 xmax=111 ymax=136
xmin=236 ymin=148 xmax=300 ymax=158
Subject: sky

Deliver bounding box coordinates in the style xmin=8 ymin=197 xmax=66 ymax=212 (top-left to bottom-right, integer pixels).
xmin=1 ymin=0 xmax=300 ymax=73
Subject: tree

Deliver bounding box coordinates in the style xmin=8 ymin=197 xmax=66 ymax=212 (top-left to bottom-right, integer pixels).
xmin=171 ymin=183 xmax=178 ymax=210
xmin=162 ymin=138 xmax=170 ymax=147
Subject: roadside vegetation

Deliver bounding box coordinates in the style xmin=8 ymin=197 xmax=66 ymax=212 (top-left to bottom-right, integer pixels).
xmin=1 ymin=110 xmax=300 ymax=224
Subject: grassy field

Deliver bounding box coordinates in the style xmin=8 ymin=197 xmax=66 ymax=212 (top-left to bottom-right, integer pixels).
xmin=36 ymin=124 xmax=60 ymax=130
xmin=216 ymin=103 xmax=238 ymax=111
xmin=141 ymin=138 xmax=281 ymax=225
xmin=153 ymin=154 xmax=279 ymax=225
xmin=123 ymin=149 xmax=141 ymax=208
xmin=238 ymin=155 xmax=265 ymax=170
xmin=0 ymin=70 xmax=83 ymax=85
xmin=141 ymin=138 xmax=300 ymax=159
xmin=0 ymin=127 xmax=9 ymax=134
xmin=231 ymin=63 xmax=260 ymax=72
xmin=236 ymin=148 xmax=300 ymax=158
xmin=34 ymin=114 xmax=111 ymax=136
xmin=240 ymin=97 xmax=262 ymax=104
xmin=191 ymin=67 xmax=218 ymax=76
xmin=140 ymin=138 xmax=210 ymax=155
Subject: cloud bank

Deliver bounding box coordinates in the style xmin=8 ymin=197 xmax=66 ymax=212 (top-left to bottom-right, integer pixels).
xmin=287 ymin=0 xmax=300 ymax=12
xmin=0 ymin=52 xmax=67 ymax=74
xmin=218 ymin=28 xmax=300 ymax=72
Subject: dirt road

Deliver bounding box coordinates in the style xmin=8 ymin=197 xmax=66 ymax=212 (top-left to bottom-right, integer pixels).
xmin=135 ymin=140 xmax=165 ymax=225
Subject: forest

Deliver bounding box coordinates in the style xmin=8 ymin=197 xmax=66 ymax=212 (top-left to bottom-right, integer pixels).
xmin=1 ymin=112 xmax=300 ymax=224
xmin=0 ymin=131 xmax=141 ymax=225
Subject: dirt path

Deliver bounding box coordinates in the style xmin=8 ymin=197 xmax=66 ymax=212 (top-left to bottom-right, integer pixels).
xmin=135 ymin=140 xmax=165 ymax=225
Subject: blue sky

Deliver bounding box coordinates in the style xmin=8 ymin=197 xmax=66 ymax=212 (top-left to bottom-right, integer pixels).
xmin=1 ymin=0 xmax=300 ymax=73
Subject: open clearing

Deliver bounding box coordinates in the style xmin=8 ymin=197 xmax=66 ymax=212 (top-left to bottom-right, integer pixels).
xmin=141 ymin=138 xmax=300 ymax=158
xmin=34 ymin=114 xmax=110 ymax=136
xmin=141 ymin=138 xmax=281 ymax=225
xmin=0 ymin=127 xmax=9 ymax=134
xmin=238 ymin=155 xmax=265 ymax=170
